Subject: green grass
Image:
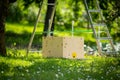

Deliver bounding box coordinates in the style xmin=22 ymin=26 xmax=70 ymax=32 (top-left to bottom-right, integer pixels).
xmin=6 ymin=22 xmax=44 ymax=34
xmin=0 ymin=49 xmax=120 ymax=80
xmin=5 ymin=22 xmax=96 ymax=48
xmin=4 ymin=22 xmax=120 ymax=79
xmin=5 ymin=22 xmax=43 ymax=48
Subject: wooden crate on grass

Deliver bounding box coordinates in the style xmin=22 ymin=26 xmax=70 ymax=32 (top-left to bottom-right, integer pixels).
xmin=42 ymin=36 xmax=84 ymax=59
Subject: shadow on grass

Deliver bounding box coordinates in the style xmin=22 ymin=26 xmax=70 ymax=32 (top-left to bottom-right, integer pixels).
xmin=6 ymin=31 xmax=42 ymax=49
xmin=0 ymin=54 xmax=120 ymax=80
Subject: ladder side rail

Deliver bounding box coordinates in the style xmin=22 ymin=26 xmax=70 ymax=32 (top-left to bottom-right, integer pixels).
xmin=95 ymin=0 xmax=104 ymax=22
xmin=26 ymin=0 xmax=44 ymax=56
xmin=84 ymin=0 xmax=97 ymax=38
xmin=95 ymin=0 xmax=112 ymax=37
xmin=84 ymin=0 xmax=102 ymax=54
xmin=47 ymin=1 xmax=57 ymax=36
xmin=95 ymin=0 xmax=105 ymax=39
xmin=95 ymin=0 xmax=116 ymax=52
xmin=109 ymin=39 xmax=116 ymax=51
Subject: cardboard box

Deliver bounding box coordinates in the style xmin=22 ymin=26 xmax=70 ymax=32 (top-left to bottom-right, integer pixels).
xmin=42 ymin=37 xmax=84 ymax=59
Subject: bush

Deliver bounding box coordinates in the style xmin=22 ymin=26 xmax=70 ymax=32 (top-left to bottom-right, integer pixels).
xmin=26 ymin=4 xmax=38 ymax=24
xmin=7 ymin=0 xmax=38 ymax=24
xmin=7 ymin=0 xmax=24 ymax=22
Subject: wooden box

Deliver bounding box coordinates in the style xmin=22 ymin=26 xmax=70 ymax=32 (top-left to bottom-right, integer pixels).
xmin=42 ymin=37 xmax=84 ymax=59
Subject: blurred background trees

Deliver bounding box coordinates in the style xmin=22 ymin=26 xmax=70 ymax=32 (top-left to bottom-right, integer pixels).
xmin=7 ymin=0 xmax=120 ymax=41
xmin=0 ymin=0 xmax=120 ymax=56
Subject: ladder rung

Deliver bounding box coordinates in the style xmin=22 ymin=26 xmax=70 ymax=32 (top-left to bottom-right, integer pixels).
xmin=104 ymin=51 xmax=117 ymax=54
xmin=93 ymin=23 xmax=106 ymax=26
xmin=97 ymin=37 xmax=112 ymax=40
xmin=29 ymin=50 xmax=41 ymax=53
xmin=43 ymin=31 xmax=53 ymax=34
xmin=84 ymin=0 xmax=116 ymax=55
xmin=38 ymin=20 xmax=44 ymax=23
xmin=88 ymin=10 xmax=100 ymax=12
xmin=48 ymin=3 xmax=55 ymax=5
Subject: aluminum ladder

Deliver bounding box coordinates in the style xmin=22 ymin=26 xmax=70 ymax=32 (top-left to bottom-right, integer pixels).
xmin=84 ymin=0 xmax=116 ymax=55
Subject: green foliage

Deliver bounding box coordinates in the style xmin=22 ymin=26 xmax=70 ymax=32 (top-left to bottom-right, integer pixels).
xmin=5 ymin=0 xmax=119 ymax=55
xmin=0 ymin=50 xmax=120 ymax=80
xmin=99 ymin=0 xmax=120 ymax=21
xmin=99 ymin=0 xmax=120 ymax=41
xmin=7 ymin=0 xmax=24 ymax=22
xmin=6 ymin=0 xmax=120 ymax=41
xmin=7 ymin=0 xmax=39 ymax=24
xmin=25 ymin=3 xmax=39 ymax=24
xmin=23 ymin=0 xmax=43 ymax=8
xmin=56 ymin=0 xmax=86 ymax=29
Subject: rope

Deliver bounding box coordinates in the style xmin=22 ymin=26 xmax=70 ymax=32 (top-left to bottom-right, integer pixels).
xmin=34 ymin=30 xmax=93 ymax=34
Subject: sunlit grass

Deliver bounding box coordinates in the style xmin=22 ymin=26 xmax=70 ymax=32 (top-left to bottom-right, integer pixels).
xmin=6 ymin=22 xmax=43 ymax=34
xmin=0 ymin=49 xmax=120 ymax=80
xmin=6 ymin=22 xmax=94 ymax=41
xmin=5 ymin=22 xmax=96 ymax=49
xmin=4 ymin=22 xmax=120 ymax=79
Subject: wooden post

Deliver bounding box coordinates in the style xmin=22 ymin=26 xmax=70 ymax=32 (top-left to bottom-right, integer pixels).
xmin=26 ymin=1 xmax=43 ymax=56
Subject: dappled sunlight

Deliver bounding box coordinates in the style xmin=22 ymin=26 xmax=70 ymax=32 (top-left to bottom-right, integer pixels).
xmin=6 ymin=22 xmax=43 ymax=34
xmin=0 ymin=50 xmax=120 ymax=79
xmin=0 ymin=0 xmax=119 ymax=79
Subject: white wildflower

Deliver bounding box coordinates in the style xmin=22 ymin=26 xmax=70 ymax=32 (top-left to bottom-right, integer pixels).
xmin=19 ymin=66 xmax=23 ymax=70
xmin=58 ymin=68 xmax=60 ymax=72
xmin=58 ymin=72 xmax=64 ymax=77
xmin=21 ymin=73 xmax=24 ymax=76
xmin=101 ymin=76 xmax=104 ymax=79
xmin=26 ymin=69 xmax=29 ymax=73
xmin=52 ymin=66 xmax=54 ymax=68
xmin=55 ymin=74 xmax=59 ymax=78
xmin=111 ymin=77 xmax=113 ymax=80
xmin=38 ymin=67 xmax=41 ymax=70
xmin=37 ymin=71 xmax=40 ymax=74
xmin=42 ymin=70 xmax=44 ymax=72
xmin=1 ymin=71 xmax=4 ymax=74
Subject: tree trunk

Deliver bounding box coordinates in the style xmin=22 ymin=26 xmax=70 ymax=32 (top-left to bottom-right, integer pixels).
xmin=43 ymin=0 xmax=56 ymax=37
xmin=0 ymin=0 xmax=9 ymax=56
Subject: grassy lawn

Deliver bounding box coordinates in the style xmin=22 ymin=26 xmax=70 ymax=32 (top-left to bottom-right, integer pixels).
xmin=5 ymin=22 xmax=95 ymax=49
xmin=5 ymin=22 xmax=43 ymax=48
xmin=3 ymin=22 xmax=120 ymax=80
xmin=6 ymin=22 xmax=43 ymax=34
xmin=0 ymin=49 xmax=120 ymax=80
